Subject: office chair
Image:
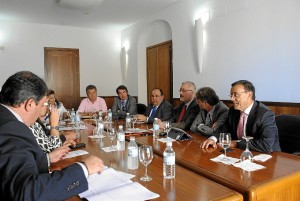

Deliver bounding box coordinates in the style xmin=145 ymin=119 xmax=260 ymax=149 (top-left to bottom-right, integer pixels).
xmin=136 ymin=103 xmax=147 ymax=114
xmin=275 ymin=114 xmax=300 ymax=155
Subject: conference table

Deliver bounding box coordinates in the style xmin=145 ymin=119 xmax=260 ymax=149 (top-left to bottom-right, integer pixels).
xmin=51 ymin=122 xmax=243 ymax=201
xmin=130 ymin=122 xmax=300 ymax=201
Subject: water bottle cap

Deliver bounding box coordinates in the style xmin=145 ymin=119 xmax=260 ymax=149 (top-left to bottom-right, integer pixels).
xmin=166 ymin=141 xmax=172 ymax=146
xmin=127 ymin=113 xmax=130 ymax=115
xmin=154 ymin=118 xmax=158 ymax=120
xmin=130 ymin=136 xmax=135 ymax=140
xmin=118 ymin=125 xmax=123 ymax=129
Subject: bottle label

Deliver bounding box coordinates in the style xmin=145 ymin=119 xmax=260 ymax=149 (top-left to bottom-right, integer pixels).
xmin=128 ymin=147 xmax=138 ymax=157
xmin=164 ymin=155 xmax=175 ymax=165
xmin=98 ymin=123 xmax=104 ymax=129
xmin=153 ymin=124 xmax=159 ymax=130
xmin=118 ymin=134 xmax=125 ymax=141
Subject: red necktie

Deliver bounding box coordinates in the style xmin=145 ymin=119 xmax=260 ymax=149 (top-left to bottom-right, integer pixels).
xmin=177 ymin=105 xmax=186 ymax=123
xmin=237 ymin=112 xmax=245 ymax=139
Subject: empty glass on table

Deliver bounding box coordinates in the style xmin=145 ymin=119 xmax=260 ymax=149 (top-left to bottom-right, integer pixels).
xmin=219 ymin=133 xmax=231 ymax=161
xmin=139 ymin=145 xmax=153 ymax=181
xmin=240 ymin=136 xmax=254 ymax=163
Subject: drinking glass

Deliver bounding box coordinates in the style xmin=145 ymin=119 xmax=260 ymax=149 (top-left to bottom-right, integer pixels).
xmin=219 ymin=133 xmax=231 ymax=161
xmin=131 ymin=115 xmax=138 ymax=129
xmin=108 ymin=128 xmax=116 ymax=151
xmin=164 ymin=121 xmax=171 ymax=141
xmin=139 ymin=145 xmax=153 ymax=181
xmin=240 ymin=136 xmax=254 ymax=163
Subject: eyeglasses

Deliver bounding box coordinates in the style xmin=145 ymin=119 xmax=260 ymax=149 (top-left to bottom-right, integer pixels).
xmin=151 ymin=95 xmax=161 ymax=98
xmin=229 ymin=91 xmax=247 ymax=98
xmin=179 ymin=89 xmax=193 ymax=93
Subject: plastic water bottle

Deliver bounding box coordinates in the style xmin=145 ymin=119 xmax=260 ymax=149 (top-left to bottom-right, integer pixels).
xmin=75 ymin=110 xmax=81 ymax=127
xmin=126 ymin=113 xmax=131 ymax=130
xmin=117 ymin=125 xmax=125 ymax=151
xmin=127 ymin=136 xmax=139 ymax=170
xmin=98 ymin=116 xmax=104 ymax=136
xmin=98 ymin=110 xmax=103 ymax=119
xmin=106 ymin=109 xmax=113 ymax=130
xmin=70 ymin=108 xmax=75 ymax=124
xmin=153 ymin=118 xmax=160 ymax=139
xmin=163 ymin=141 xmax=175 ymax=179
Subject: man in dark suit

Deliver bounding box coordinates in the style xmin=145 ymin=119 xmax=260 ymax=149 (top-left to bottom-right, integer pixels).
xmin=0 ymin=71 xmax=104 ymax=200
xmin=137 ymin=88 xmax=174 ymax=123
xmin=190 ymin=87 xmax=228 ymax=136
xmin=201 ymin=80 xmax=281 ymax=153
xmin=160 ymin=81 xmax=199 ymax=130
xmin=112 ymin=85 xmax=137 ymax=120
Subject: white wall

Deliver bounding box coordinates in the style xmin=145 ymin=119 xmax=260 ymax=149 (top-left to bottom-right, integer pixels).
xmin=122 ymin=0 xmax=300 ymax=103
xmin=0 ymin=20 xmax=122 ymax=96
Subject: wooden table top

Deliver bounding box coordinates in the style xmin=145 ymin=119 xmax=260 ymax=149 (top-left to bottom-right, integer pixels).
xmin=130 ymin=122 xmax=300 ymax=201
xmin=51 ymin=122 xmax=242 ymax=201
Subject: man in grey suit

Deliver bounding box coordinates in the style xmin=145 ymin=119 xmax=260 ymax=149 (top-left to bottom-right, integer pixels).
xmin=0 ymin=71 xmax=104 ymax=200
xmin=112 ymin=85 xmax=137 ymax=120
xmin=190 ymin=87 xmax=228 ymax=136
xmin=137 ymin=88 xmax=174 ymax=123
xmin=201 ymin=80 xmax=281 ymax=153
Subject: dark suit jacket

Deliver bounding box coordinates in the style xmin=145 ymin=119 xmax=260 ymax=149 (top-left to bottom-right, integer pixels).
xmin=190 ymin=101 xmax=228 ymax=135
xmin=144 ymin=100 xmax=174 ymax=123
xmin=216 ymin=101 xmax=281 ymax=153
xmin=0 ymin=104 xmax=88 ymax=201
xmin=171 ymin=98 xmax=200 ymax=130
xmin=112 ymin=95 xmax=137 ymax=120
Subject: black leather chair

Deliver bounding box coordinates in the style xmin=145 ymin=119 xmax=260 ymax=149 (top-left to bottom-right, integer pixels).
xmin=275 ymin=114 xmax=300 ymax=155
xmin=136 ymin=103 xmax=147 ymax=114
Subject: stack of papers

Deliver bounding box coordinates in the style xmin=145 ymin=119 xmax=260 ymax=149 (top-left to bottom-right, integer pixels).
xmin=125 ymin=128 xmax=149 ymax=134
xmin=59 ymin=126 xmax=87 ymax=131
xmin=79 ymin=168 xmax=159 ymax=201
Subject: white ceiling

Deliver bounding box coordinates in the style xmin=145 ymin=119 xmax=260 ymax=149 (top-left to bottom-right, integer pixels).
xmin=0 ymin=0 xmax=179 ymax=31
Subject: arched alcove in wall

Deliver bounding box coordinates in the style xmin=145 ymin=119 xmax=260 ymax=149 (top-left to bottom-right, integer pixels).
xmin=137 ymin=20 xmax=172 ymax=104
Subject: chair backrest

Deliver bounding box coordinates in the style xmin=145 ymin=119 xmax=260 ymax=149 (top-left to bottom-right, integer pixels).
xmin=275 ymin=114 xmax=300 ymax=154
xmin=136 ymin=103 xmax=147 ymax=114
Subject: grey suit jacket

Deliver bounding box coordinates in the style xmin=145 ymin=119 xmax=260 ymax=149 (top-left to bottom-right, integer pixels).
xmin=0 ymin=104 xmax=87 ymax=200
xmin=171 ymin=98 xmax=200 ymax=130
xmin=190 ymin=101 xmax=228 ymax=136
xmin=112 ymin=95 xmax=137 ymax=120
xmin=144 ymin=100 xmax=174 ymax=124
xmin=215 ymin=101 xmax=281 ymax=153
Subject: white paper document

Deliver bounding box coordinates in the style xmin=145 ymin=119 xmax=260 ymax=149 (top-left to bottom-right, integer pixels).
xmin=79 ymin=168 xmax=159 ymax=201
xmin=59 ymin=126 xmax=87 ymax=131
xmin=210 ymin=154 xmax=240 ymax=165
xmin=253 ymin=154 xmax=272 ymax=162
xmin=232 ymin=161 xmax=266 ymax=171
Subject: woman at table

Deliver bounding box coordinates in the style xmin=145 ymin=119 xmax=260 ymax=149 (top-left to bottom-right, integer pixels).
xmin=47 ymin=89 xmax=68 ymax=118
xmin=30 ymin=102 xmax=76 ymax=153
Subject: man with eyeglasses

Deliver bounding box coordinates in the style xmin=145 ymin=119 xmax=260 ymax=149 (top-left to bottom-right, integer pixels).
xmin=160 ymin=81 xmax=199 ymax=130
xmin=0 ymin=71 xmax=104 ymax=200
xmin=190 ymin=87 xmax=228 ymax=136
xmin=201 ymin=80 xmax=281 ymax=153
xmin=136 ymin=88 xmax=174 ymax=123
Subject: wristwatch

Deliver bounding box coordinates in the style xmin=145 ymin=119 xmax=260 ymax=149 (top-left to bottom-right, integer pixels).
xmin=50 ymin=126 xmax=59 ymax=131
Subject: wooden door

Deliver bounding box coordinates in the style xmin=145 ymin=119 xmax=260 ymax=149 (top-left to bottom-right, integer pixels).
xmin=44 ymin=47 xmax=80 ymax=109
xmin=146 ymin=40 xmax=173 ymax=104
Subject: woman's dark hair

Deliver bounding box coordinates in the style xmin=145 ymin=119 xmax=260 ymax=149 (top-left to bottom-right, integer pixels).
xmin=47 ymin=89 xmax=59 ymax=105
xmin=0 ymin=71 xmax=48 ymax=106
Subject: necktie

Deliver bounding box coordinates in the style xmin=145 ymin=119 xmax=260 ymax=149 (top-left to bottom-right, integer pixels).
xmin=177 ymin=105 xmax=187 ymax=123
xmin=237 ymin=112 xmax=245 ymax=139
xmin=149 ymin=106 xmax=157 ymax=118
xmin=205 ymin=113 xmax=211 ymax=126
xmin=121 ymin=101 xmax=126 ymax=111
